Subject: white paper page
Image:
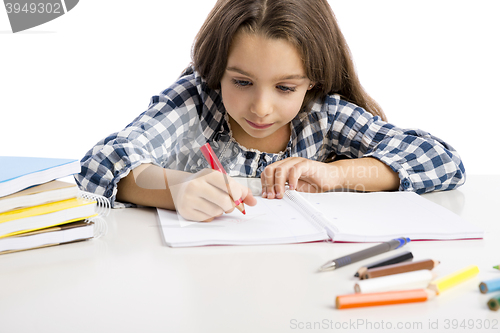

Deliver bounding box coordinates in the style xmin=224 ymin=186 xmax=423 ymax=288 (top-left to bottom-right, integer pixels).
xmin=297 ymin=191 xmax=484 ymax=241
xmin=157 ymin=196 xmax=327 ymax=247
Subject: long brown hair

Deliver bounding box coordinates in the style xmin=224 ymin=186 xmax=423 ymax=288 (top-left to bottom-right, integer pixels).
xmin=192 ymin=0 xmax=386 ymax=121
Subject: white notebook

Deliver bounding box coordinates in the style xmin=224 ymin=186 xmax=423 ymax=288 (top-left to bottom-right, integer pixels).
xmin=157 ymin=191 xmax=484 ymax=247
xmin=0 ymin=221 xmax=94 ymax=254
xmin=0 ymin=180 xmax=79 ymax=213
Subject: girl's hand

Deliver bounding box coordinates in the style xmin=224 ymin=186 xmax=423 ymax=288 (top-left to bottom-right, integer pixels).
xmin=261 ymin=157 xmax=343 ymax=199
xmin=173 ymin=169 xmax=257 ymax=222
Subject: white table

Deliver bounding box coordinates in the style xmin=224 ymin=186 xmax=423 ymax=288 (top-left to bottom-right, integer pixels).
xmin=1 ymin=175 xmax=499 ymax=333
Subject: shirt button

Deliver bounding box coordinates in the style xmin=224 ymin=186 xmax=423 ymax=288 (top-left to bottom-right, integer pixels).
xmin=105 ymin=189 xmax=113 ymax=197
xmin=402 ymin=179 xmax=411 ymax=189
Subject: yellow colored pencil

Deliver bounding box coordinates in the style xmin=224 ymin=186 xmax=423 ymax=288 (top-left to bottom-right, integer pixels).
xmin=428 ymin=265 xmax=479 ymax=294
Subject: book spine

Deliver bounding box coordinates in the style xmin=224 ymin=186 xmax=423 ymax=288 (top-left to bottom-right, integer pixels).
xmin=284 ymin=190 xmax=337 ymax=239
xmin=78 ymin=191 xmax=110 ymax=217
xmin=77 ymin=191 xmax=110 ymax=238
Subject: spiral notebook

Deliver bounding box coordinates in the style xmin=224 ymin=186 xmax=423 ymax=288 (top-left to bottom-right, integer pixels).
xmin=0 ymin=189 xmax=110 ymax=253
xmin=157 ymin=191 xmax=484 ymax=247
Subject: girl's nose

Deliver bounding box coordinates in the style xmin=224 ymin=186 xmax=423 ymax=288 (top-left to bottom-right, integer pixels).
xmin=251 ymin=89 xmax=273 ymax=117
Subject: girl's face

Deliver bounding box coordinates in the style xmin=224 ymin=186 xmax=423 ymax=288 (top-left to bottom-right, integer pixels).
xmin=220 ymin=32 xmax=312 ymax=153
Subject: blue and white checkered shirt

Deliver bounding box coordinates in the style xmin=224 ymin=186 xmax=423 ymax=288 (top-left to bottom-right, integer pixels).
xmin=75 ymin=66 xmax=465 ymax=207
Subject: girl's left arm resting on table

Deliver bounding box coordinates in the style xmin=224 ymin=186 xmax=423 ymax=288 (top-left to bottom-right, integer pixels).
xmin=331 ymin=157 xmax=400 ymax=192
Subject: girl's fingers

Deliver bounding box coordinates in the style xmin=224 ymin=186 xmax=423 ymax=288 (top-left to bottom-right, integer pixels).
xmin=210 ymin=170 xmax=252 ymax=206
xmin=184 ymin=197 xmax=225 ymax=222
xmin=262 ymin=158 xmax=332 ymax=197
xmin=198 ymin=170 xmax=255 ymax=217
xmin=296 ymin=179 xmax=321 ymax=193
xmin=242 ymin=190 xmax=257 ymax=206
xmin=197 ymin=181 xmax=234 ymax=211
xmin=261 ymin=158 xmax=304 ymax=199
xmin=272 ymin=163 xmax=291 ymax=199
xmin=176 ymin=171 xmax=236 ymax=221
xmin=261 ymin=161 xmax=278 ymax=198
xmin=287 ymin=160 xmax=310 ymax=191
xmin=261 ymin=159 xmax=289 ymax=198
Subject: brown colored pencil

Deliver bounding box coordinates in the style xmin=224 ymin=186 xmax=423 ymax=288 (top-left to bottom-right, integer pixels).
xmin=362 ymin=259 xmax=440 ymax=279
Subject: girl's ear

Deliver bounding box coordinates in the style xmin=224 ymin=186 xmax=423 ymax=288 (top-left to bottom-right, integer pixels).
xmin=308 ymin=83 xmax=314 ymax=90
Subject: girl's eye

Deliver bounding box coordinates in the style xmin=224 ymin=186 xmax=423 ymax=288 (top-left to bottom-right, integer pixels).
xmin=277 ymin=85 xmax=296 ymax=93
xmin=233 ymin=79 xmax=252 ymax=87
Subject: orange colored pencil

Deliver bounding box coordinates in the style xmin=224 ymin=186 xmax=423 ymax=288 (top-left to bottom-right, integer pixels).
xmin=336 ymin=289 xmax=436 ymax=309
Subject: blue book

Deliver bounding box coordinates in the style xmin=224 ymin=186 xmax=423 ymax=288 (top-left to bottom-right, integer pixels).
xmin=0 ymin=157 xmax=81 ymax=198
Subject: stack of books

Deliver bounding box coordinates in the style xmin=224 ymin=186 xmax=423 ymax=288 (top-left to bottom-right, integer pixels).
xmin=0 ymin=156 xmax=109 ymax=254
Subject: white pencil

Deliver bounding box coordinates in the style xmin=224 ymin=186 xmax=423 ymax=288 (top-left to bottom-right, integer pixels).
xmin=354 ymin=270 xmax=435 ymax=294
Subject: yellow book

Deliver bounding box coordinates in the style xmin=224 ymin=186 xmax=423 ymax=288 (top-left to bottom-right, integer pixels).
xmin=0 ymin=198 xmax=97 ymax=238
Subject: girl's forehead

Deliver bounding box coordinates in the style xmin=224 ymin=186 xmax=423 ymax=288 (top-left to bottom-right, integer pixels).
xmin=227 ymin=32 xmax=307 ymax=79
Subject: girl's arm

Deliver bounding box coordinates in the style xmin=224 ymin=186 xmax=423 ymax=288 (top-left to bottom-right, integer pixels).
xmin=74 ymin=67 xmax=222 ymax=210
xmin=116 ymin=163 xmax=257 ymax=221
xmin=116 ymin=163 xmax=177 ymax=210
xmin=332 ymin=156 xmax=400 ymax=192
xmin=261 ymin=156 xmax=399 ymax=198
xmin=262 ymin=94 xmax=465 ymax=197
xmin=328 ymin=97 xmax=465 ymax=194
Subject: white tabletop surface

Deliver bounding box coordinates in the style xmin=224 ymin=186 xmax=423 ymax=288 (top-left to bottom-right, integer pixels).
xmin=1 ymin=175 xmax=499 ymax=333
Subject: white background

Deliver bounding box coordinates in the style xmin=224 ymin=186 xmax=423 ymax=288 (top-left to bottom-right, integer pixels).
xmin=1 ymin=0 xmax=499 ymax=175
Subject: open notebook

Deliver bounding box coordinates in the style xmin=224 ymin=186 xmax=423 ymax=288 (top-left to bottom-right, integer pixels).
xmin=157 ymin=191 xmax=484 ymax=247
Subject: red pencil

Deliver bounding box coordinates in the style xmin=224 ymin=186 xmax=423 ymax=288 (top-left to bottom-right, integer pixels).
xmin=200 ymin=143 xmax=245 ymax=214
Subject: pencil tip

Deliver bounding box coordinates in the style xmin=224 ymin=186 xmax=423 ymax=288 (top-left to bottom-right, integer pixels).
xmin=242 ymin=210 xmax=246 ymax=215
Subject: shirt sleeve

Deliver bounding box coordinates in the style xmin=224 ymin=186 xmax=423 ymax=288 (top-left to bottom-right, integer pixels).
xmin=74 ymin=70 xmax=211 ymax=207
xmin=327 ymin=96 xmax=466 ymax=194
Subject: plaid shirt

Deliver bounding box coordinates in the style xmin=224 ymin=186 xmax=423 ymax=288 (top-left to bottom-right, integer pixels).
xmin=75 ymin=66 xmax=465 ymax=207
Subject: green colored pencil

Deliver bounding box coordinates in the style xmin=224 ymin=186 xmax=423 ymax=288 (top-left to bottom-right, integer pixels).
xmin=494 ymin=265 xmax=499 ymax=270
xmin=488 ymin=295 xmax=500 ymax=311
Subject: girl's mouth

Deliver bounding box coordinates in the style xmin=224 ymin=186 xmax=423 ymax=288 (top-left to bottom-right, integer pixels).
xmin=246 ymin=119 xmax=274 ymax=129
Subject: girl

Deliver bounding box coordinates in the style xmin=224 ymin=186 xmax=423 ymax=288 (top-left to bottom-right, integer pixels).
xmin=75 ymin=0 xmax=465 ymax=222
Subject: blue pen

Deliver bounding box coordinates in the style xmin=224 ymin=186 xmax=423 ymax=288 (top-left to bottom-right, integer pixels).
xmin=319 ymin=237 xmax=411 ymax=272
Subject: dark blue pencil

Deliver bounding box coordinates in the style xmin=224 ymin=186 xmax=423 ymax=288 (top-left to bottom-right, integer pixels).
xmin=354 ymin=251 xmax=414 ymax=277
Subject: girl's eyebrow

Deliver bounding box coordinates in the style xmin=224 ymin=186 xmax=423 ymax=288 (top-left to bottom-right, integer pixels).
xmin=227 ymin=66 xmax=253 ymax=77
xmin=226 ymin=66 xmax=306 ymax=81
